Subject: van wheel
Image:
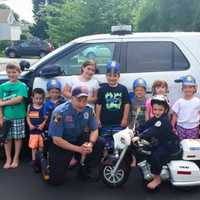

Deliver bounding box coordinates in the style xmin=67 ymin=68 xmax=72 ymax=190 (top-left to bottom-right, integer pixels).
xmin=8 ymin=51 xmax=16 ymax=58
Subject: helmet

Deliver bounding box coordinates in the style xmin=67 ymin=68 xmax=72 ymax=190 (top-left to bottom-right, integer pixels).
xmin=133 ymin=78 xmax=147 ymax=90
xmin=151 ymin=95 xmax=169 ymax=111
xmin=46 ymin=79 xmax=62 ymax=91
xmin=106 ymin=61 xmax=120 ymax=74
xmin=181 ymin=75 xmax=197 ymax=86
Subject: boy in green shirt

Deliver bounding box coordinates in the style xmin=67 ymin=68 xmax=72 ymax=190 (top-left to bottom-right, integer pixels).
xmin=0 ymin=63 xmax=28 ymax=169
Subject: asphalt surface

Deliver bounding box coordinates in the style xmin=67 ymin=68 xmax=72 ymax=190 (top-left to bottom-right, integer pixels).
xmin=1 ymin=159 xmax=200 ymax=200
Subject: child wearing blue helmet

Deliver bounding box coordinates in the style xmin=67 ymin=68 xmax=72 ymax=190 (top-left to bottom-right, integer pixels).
xmin=172 ymin=75 xmax=200 ymax=140
xmin=96 ymin=61 xmax=130 ymax=128
xmin=44 ymin=79 xmax=65 ymax=129
xmin=130 ymin=78 xmax=147 ymax=128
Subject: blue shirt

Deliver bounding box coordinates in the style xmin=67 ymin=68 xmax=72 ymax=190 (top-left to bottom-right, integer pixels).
xmin=48 ymin=102 xmax=97 ymax=143
xmin=43 ymin=96 xmax=66 ymax=127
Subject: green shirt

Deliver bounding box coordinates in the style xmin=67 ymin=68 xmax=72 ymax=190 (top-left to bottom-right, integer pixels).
xmin=0 ymin=81 xmax=28 ymax=119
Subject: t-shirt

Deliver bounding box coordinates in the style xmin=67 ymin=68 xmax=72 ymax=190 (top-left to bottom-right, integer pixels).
xmin=172 ymin=97 xmax=200 ymax=129
xmin=130 ymin=97 xmax=146 ymax=128
xmin=0 ymin=81 xmax=28 ymax=119
xmin=66 ymin=76 xmax=99 ymax=97
xmin=28 ymin=104 xmax=45 ymax=135
xmin=97 ymin=83 xmax=130 ymax=126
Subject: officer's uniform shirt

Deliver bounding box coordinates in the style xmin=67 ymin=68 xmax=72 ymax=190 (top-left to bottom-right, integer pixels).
xmin=138 ymin=113 xmax=180 ymax=152
xmin=48 ymin=102 xmax=97 ymax=143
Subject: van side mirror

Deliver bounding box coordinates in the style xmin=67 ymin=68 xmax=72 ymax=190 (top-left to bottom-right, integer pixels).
xmin=19 ymin=60 xmax=30 ymax=71
xmin=39 ymin=65 xmax=63 ymax=78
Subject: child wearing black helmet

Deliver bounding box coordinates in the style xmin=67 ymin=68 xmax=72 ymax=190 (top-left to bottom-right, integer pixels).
xmin=133 ymin=95 xmax=180 ymax=190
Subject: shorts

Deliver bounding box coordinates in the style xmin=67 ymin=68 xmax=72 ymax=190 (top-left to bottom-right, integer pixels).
xmin=176 ymin=125 xmax=199 ymax=140
xmin=6 ymin=118 xmax=25 ymax=140
xmin=29 ymin=135 xmax=44 ymax=149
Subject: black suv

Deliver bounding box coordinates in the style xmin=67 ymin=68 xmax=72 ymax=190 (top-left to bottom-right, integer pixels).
xmin=5 ymin=40 xmax=54 ymax=58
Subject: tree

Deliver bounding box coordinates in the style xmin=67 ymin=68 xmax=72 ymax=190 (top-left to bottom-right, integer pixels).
xmin=133 ymin=0 xmax=200 ymax=32
xmin=81 ymin=0 xmax=138 ymax=35
xmin=44 ymin=0 xmax=84 ymax=46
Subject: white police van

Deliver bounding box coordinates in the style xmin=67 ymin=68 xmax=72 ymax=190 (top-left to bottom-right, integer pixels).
xmin=2 ymin=26 xmax=200 ymax=103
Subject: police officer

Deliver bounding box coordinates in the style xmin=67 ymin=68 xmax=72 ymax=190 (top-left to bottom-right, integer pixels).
xmin=47 ymin=85 xmax=104 ymax=185
xmin=133 ymin=95 xmax=180 ymax=190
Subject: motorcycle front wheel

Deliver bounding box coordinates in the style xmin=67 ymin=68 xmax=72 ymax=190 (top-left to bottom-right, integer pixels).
xmin=100 ymin=161 xmax=131 ymax=188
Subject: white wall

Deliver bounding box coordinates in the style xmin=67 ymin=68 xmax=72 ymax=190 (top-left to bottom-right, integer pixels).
xmin=0 ymin=23 xmax=11 ymax=40
xmin=10 ymin=25 xmax=21 ymax=41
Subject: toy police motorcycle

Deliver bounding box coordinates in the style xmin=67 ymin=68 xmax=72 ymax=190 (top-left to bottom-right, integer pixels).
xmin=100 ymin=125 xmax=200 ymax=188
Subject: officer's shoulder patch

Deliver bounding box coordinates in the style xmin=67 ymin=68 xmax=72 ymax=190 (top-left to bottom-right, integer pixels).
xmin=53 ymin=112 xmax=62 ymax=124
xmin=154 ymin=121 xmax=162 ymax=127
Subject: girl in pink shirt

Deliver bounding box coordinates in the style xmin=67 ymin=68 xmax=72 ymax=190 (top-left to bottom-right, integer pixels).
xmin=145 ymin=80 xmax=169 ymax=121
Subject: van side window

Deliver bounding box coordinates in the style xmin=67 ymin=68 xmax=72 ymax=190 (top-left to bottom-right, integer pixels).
xmin=126 ymin=42 xmax=189 ymax=73
xmin=53 ymin=43 xmax=115 ymax=75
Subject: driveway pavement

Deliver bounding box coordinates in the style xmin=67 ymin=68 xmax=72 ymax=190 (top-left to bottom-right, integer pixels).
xmin=0 ymin=160 xmax=200 ymax=200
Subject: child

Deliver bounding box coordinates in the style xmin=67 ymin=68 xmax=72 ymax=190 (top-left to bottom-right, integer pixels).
xmin=0 ymin=63 xmax=28 ymax=169
xmin=27 ymin=88 xmax=46 ymax=168
xmin=145 ymin=80 xmax=168 ymax=121
xmin=63 ymin=60 xmax=99 ymax=107
xmin=96 ymin=61 xmax=130 ymax=128
xmin=130 ymin=78 xmax=147 ymax=128
xmin=44 ymin=79 xmax=65 ymax=130
xmin=171 ymin=75 xmax=200 ymax=140
xmin=133 ymin=95 xmax=180 ymax=190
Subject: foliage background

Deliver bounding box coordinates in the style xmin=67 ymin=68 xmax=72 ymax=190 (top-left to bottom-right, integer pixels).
xmin=29 ymin=0 xmax=200 ymax=46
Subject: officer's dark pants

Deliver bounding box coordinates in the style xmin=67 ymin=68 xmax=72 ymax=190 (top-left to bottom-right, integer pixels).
xmin=48 ymin=133 xmax=104 ymax=185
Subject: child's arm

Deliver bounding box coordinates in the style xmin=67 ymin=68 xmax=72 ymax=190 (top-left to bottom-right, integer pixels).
xmin=95 ymin=104 xmax=102 ymax=127
xmin=145 ymin=99 xmax=151 ymax=121
xmin=0 ymin=96 xmax=23 ymax=106
xmin=87 ymin=89 xmax=98 ymax=104
xmin=171 ymin=112 xmax=177 ymax=133
xmin=38 ymin=119 xmax=47 ymax=131
xmin=26 ymin=105 xmax=35 ymax=130
xmin=121 ymin=103 xmax=130 ymax=127
xmin=145 ymin=109 xmax=150 ymax=121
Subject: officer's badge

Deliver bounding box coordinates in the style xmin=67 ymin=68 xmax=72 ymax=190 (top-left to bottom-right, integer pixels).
xmin=154 ymin=121 xmax=161 ymax=127
xmin=84 ymin=112 xmax=89 ymax=119
xmin=53 ymin=113 xmax=62 ymax=124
